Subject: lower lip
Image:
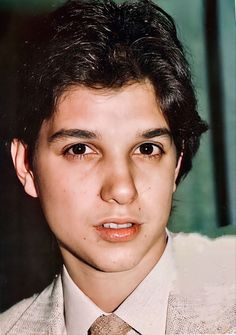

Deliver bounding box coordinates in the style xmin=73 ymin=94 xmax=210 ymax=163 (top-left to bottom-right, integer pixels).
xmin=95 ymin=224 xmax=140 ymax=242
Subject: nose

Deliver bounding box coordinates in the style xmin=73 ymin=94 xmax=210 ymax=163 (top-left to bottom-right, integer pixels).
xmin=100 ymin=159 xmax=138 ymax=205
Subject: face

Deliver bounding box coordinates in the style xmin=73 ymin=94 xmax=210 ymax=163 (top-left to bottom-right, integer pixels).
xmin=12 ymin=81 xmax=181 ymax=274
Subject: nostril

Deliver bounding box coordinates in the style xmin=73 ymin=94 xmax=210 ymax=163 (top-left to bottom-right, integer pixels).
xmin=100 ymin=175 xmax=138 ymax=205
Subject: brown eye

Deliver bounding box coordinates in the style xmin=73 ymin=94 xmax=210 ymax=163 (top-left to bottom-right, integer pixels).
xmin=139 ymin=143 xmax=155 ymax=155
xmin=65 ymin=143 xmax=94 ymax=156
xmin=134 ymin=142 xmax=164 ymax=157
xmin=70 ymin=144 xmax=87 ymax=155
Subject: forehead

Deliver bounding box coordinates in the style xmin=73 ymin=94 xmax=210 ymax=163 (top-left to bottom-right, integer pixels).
xmin=41 ymin=81 xmax=169 ymax=137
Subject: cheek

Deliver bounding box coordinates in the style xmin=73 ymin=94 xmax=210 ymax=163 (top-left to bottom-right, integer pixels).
xmin=143 ymin=179 xmax=174 ymax=208
xmin=33 ymin=162 xmax=99 ymax=226
xmin=35 ymin=176 xmax=92 ymax=241
xmin=138 ymin=160 xmax=177 ymax=195
xmin=137 ymin=164 xmax=176 ymax=215
xmin=35 ymin=157 xmax=97 ymax=197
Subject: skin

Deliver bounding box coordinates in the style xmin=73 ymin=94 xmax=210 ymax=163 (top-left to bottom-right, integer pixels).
xmin=11 ymin=81 xmax=182 ymax=311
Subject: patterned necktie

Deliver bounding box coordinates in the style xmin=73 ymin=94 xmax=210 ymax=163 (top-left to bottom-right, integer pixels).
xmin=88 ymin=314 xmax=132 ymax=335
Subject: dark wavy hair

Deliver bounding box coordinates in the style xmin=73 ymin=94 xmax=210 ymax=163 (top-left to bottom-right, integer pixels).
xmin=15 ymin=0 xmax=208 ymax=183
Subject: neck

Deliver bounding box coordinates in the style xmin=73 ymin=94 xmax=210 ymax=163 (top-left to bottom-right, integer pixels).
xmin=61 ymin=235 xmax=166 ymax=312
xmin=68 ymin=266 xmax=146 ymax=312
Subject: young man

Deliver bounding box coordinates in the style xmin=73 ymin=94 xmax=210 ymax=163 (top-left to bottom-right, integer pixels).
xmin=1 ymin=0 xmax=235 ymax=334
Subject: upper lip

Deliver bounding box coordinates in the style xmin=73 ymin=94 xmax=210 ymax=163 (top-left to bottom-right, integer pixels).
xmin=96 ymin=218 xmax=142 ymax=227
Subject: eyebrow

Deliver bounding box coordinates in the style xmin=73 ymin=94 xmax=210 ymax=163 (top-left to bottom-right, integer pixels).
xmin=139 ymin=128 xmax=172 ymax=140
xmin=48 ymin=127 xmax=172 ymax=144
xmin=48 ymin=129 xmax=99 ymax=143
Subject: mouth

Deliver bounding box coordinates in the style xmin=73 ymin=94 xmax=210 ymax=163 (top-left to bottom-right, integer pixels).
xmin=95 ymin=219 xmax=141 ymax=242
xmin=102 ymin=222 xmax=133 ymax=229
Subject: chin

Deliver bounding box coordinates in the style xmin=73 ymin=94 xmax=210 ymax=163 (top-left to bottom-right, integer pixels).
xmin=94 ymin=261 xmax=138 ymax=273
xmin=91 ymin=252 xmax=141 ymax=273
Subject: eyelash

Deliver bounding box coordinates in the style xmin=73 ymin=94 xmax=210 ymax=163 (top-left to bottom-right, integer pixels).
xmin=63 ymin=142 xmax=165 ymax=160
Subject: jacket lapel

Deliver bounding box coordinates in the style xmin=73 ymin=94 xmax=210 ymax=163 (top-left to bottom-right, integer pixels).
xmin=46 ymin=275 xmax=67 ymax=335
xmin=166 ymin=285 xmax=236 ymax=334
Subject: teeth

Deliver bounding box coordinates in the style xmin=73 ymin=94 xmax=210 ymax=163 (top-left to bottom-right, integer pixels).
xmin=102 ymin=223 xmax=133 ymax=229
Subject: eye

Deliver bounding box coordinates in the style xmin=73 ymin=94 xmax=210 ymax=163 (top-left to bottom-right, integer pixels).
xmin=64 ymin=143 xmax=95 ymax=157
xmin=134 ymin=143 xmax=164 ymax=157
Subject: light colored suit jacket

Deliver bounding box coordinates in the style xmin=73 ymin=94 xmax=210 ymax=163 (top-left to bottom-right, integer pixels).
xmin=1 ymin=233 xmax=236 ymax=335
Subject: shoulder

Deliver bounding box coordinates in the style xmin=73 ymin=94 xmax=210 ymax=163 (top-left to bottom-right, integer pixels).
xmin=0 ymin=275 xmax=64 ymax=335
xmin=168 ymin=232 xmax=236 ymax=334
xmin=171 ymin=231 xmax=236 ymax=253
xmin=171 ymin=232 xmax=236 ymax=285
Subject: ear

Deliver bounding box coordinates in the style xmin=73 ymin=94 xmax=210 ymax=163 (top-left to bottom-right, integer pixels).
xmin=173 ymin=152 xmax=183 ymax=193
xmin=11 ymin=139 xmax=38 ymax=198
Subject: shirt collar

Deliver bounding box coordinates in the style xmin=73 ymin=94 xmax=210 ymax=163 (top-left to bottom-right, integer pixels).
xmin=62 ymin=230 xmax=176 ymax=335
xmin=63 ymin=268 xmax=104 ymax=335
xmin=115 ymin=231 xmax=176 ymax=334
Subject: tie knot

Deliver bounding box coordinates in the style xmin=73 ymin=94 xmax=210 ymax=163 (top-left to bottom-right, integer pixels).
xmin=88 ymin=314 xmax=131 ymax=335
